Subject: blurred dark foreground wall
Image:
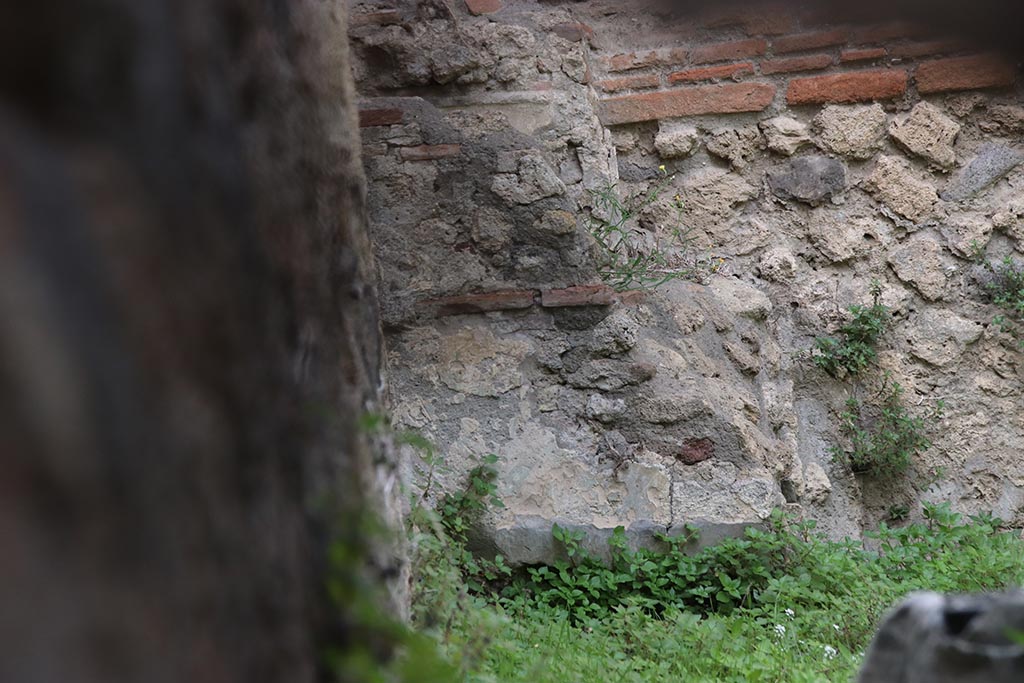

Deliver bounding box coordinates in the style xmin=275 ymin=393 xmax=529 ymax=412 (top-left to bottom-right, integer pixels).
xmin=0 ymin=1 xmax=388 ymax=682
xmin=1 ymin=0 xmax=1023 ymax=682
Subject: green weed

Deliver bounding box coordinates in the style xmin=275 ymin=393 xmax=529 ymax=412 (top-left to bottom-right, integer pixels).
xmin=829 ymin=378 xmax=944 ymax=477
xmin=811 ymin=281 xmax=890 ymax=379
xmin=973 ymin=246 xmax=1024 ymax=349
xmin=587 ymin=169 xmax=718 ymax=291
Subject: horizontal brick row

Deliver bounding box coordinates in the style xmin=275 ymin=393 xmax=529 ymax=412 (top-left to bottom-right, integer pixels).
xmin=760 ymin=53 xmax=833 ymax=75
xmin=668 ymin=62 xmax=754 ymax=84
xmin=601 ymin=31 xmax=980 ymax=78
xmin=787 ymin=69 xmax=907 ymax=105
xmin=598 ymin=83 xmax=776 ymax=125
xmin=399 ymin=145 xmax=462 ymax=161
xmin=690 ymin=38 xmax=767 ymax=64
xmin=840 ymin=47 xmax=887 ymax=63
xmin=595 ymin=74 xmax=660 ymax=93
xmin=606 ymin=48 xmax=687 ymax=73
xmin=422 ymin=285 xmax=637 ymax=316
xmin=915 ymin=54 xmax=1017 ymax=93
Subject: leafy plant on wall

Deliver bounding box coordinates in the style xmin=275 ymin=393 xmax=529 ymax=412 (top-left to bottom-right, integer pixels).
xmin=587 ymin=167 xmax=721 ymax=291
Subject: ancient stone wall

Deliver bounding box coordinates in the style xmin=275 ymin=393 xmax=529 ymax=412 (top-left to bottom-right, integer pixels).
xmin=351 ymin=0 xmax=1024 ymax=563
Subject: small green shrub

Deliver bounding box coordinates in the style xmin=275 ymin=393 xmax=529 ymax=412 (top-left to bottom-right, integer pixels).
xmin=587 ymin=168 xmax=717 ymax=291
xmin=829 ymin=379 xmax=943 ymax=477
xmin=974 ymin=247 xmax=1024 ymax=349
xmin=811 ymin=281 xmax=890 ymax=378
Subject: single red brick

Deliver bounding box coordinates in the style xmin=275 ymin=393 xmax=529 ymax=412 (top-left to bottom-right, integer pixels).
xmin=540 ymin=284 xmax=618 ymax=307
xmin=349 ymin=9 xmax=401 ymax=27
xmin=888 ymin=40 xmax=965 ymax=60
xmin=605 ymin=48 xmax=687 ymax=73
xmin=677 ymin=438 xmax=714 ymax=465
xmin=425 ymin=290 xmax=538 ymax=316
xmin=840 ymin=47 xmax=887 ymax=63
xmin=667 ymin=62 xmax=754 ymax=84
xmin=596 ymin=74 xmax=661 ymax=92
xmin=399 ymin=144 xmax=462 ymax=161
xmin=359 ymin=108 xmax=404 ymax=127
xmin=690 ymin=38 xmax=767 ymax=64
xmin=760 ymin=53 xmax=833 ymax=74
xmin=465 ymin=0 xmax=501 ymax=15
xmin=787 ymin=69 xmax=907 ymax=105
xmin=916 ymin=55 xmax=1017 ymax=93
xmin=772 ymin=29 xmax=848 ymax=54
xmin=551 ymin=22 xmax=594 ymax=43
xmin=599 ymin=83 xmax=776 ymax=124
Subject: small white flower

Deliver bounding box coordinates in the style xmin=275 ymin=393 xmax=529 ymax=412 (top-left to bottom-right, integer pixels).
xmin=773 ymin=624 xmax=786 ymax=638
xmin=784 ymin=608 xmax=795 ymax=618
xmin=823 ymin=645 xmax=838 ymax=660
xmin=832 ymin=624 xmax=841 ymax=632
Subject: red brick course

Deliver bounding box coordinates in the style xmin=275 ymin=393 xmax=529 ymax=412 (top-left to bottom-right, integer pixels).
xmin=840 ymin=47 xmax=887 ymax=63
xmin=596 ymin=74 xmax=661 ymax=93
xmin=915 ymin=55 xmax=1017 ymax=93
xmin=760 ymin=53 xmax=832 ymax=75
xmin=359 ymin=108 xmax=404 ymax=127
xmin=605 ymin=48 xmax=688 ymax=72
xmin=667 ymin=62 xmax=754 ymax=84
xmin=425 ymin=290 xmax=537 ymax=316
xmin=540 ymin=284 xmax=618 ymax=307
xmin=690 ymin=38 xmax=767 ymax=64
xmin=772 ymin=29 xmax=847 ymax=54
xmin=399 ymin=144 xmax=462 ymax=161
xmin=598 ymin=83 xmax=776 ymax=125
xmin=787 ymin=69 xmax=908 ymax=105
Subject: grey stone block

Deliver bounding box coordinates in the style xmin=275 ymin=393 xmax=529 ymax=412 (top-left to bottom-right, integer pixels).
xmin=768 ymin=155 xmax=848 ymax=206
xmin=941 ymin=143 xmax=1024 ymax=202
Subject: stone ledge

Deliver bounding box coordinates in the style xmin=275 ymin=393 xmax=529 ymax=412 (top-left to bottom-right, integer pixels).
xmin=420 ymin=285 xmax=648 ymax=317
xmin=398 ymin=144 xmax=461 ymax=161
xmin=541 ymin=284 xmax=618 ymax=307
xmin=422 ymin=290 xmax=538 ymax=316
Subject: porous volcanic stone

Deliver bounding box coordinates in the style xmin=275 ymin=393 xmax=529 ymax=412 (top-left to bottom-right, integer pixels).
xmin=760 ymin=116 xmax=812 ymax=156
xmin=889 ymin=101 xmax=960 ymax=170
xmin=814 ymin=104 xmax=887 ymax=159
xmin=863 ymin=155 xmax=938 ymax=223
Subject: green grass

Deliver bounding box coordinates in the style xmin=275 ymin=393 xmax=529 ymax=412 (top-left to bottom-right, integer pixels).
xmin=396 ymin=503 xmax=1024 ymax=683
